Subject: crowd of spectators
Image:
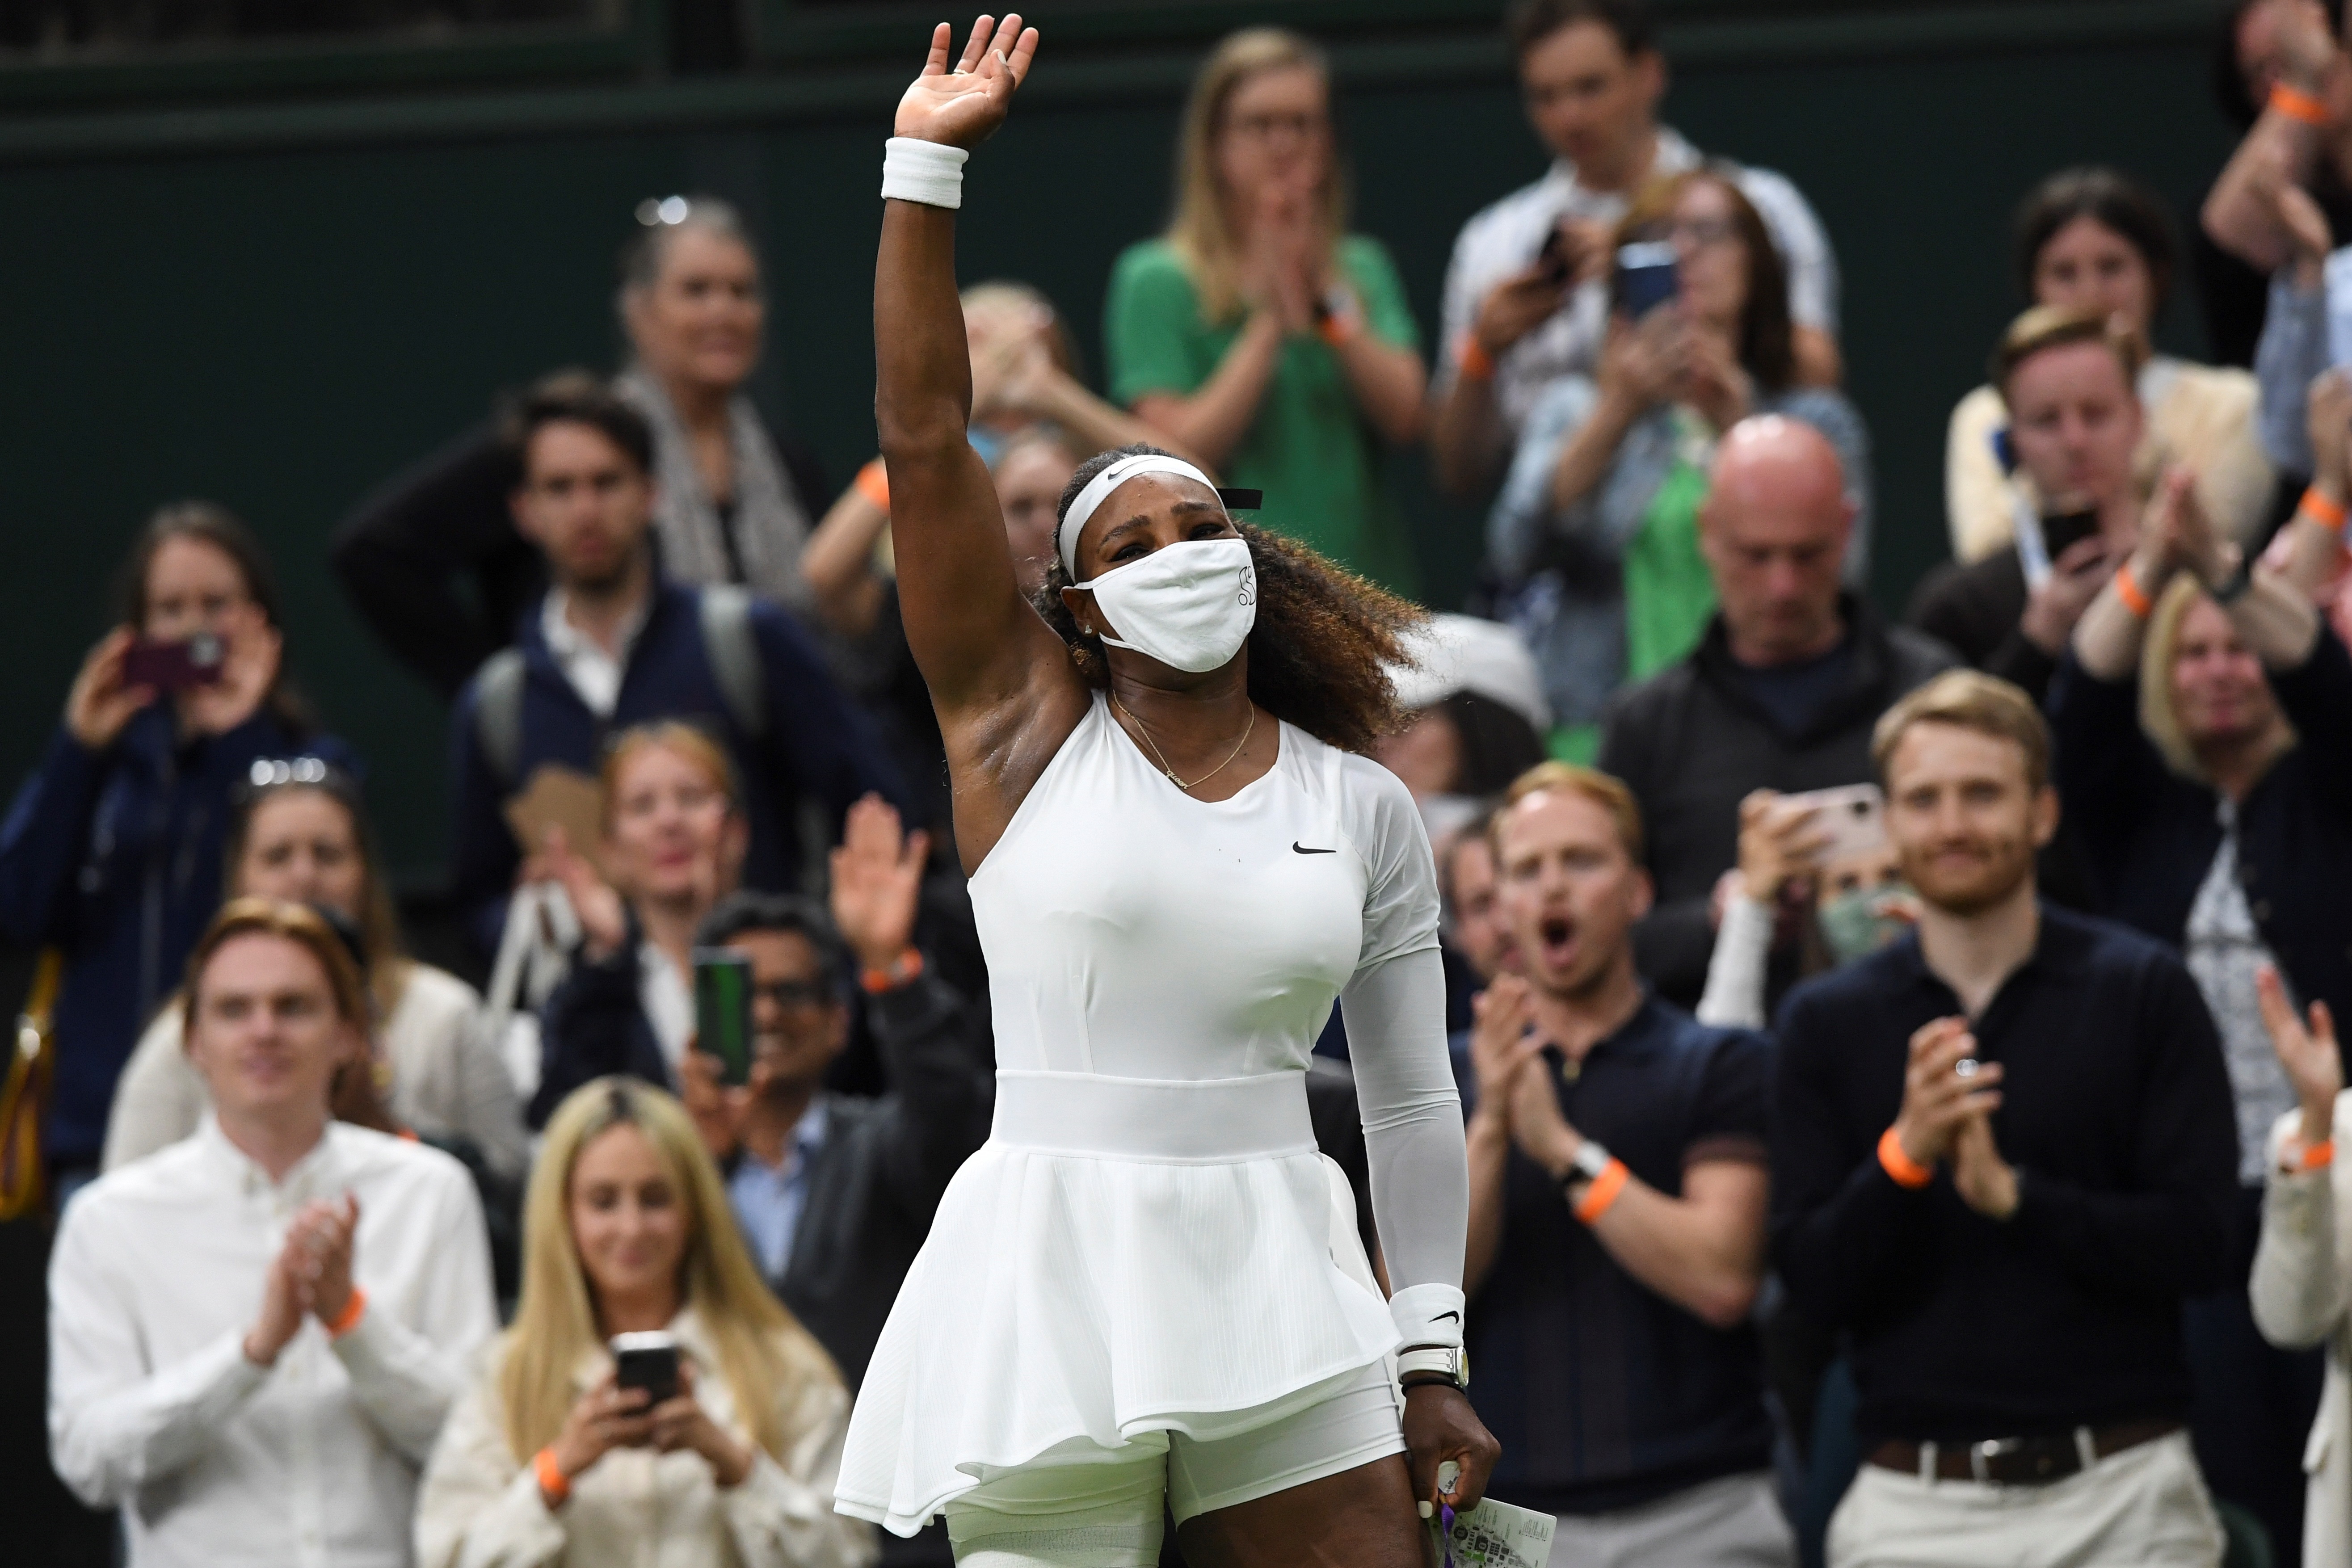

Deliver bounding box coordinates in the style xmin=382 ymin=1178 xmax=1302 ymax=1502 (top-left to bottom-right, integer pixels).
xmin=17 ymin=1 xmax=2352 ymax=1566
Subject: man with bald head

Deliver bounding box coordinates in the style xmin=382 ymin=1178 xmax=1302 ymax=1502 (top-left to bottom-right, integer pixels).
xmin=1598 ymin=415 xmax=1955 ymax=1007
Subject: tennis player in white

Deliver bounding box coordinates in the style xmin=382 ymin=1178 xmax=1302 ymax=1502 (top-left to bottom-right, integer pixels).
xmin=834 ymin=18 xmax=1498 ymax=1566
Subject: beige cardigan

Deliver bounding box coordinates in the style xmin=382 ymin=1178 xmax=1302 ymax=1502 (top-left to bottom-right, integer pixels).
xmin=1944 ymin=357 xmax=2273 ymax=564
xmin=414 ymin=1311 xmax=878 ymax=1568
xmin=2251 ymin=1093 xmax=2352 ymax=1568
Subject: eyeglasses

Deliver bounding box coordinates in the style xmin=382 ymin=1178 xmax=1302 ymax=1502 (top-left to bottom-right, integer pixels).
xmin=1663 ymin=216 xmax=1740 ymax=250
xmin=753 ymin=978 xmax=834 ymax=1012
xmin=1223 ymin=110 xmax=1324 ymax=141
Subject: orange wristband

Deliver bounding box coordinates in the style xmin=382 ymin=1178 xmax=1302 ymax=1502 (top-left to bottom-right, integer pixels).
xmin=2301 ymin=486 xmax=2349 ymax=532
xmin=534 ymin=1445 xmax=571 ymax=1507
xmin=2274 ymin=82 xmax=2331 ymax=126
xmin=853 ymin=457 xmax=890 ymax=511
xmin=324 ymin=1286 xmax=367 ymax=1339
xmin=860 ymin=947 xmax=924 ymax=995
xmin=1572 ymin=1157 xmax=1629 ymax=1224
xmin=1317 ymin=311 xmax=1359 ymax=349
xmin=2114 ymin=560 xmax=2154 ymax=619
xmin=2295 ymin=1138 xmax=2337 ymax=1172
xmin=1878 ymin=1126 xmax=1934 ymax=1189
xmin=1456 ymin=336 xmax=1497 ymax=382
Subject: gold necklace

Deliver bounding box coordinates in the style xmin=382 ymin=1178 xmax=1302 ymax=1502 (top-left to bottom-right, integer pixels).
xmin=1111 ymin=694 xmax=1256 ymax=793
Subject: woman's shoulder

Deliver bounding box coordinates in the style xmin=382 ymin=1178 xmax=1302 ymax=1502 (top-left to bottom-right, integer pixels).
xmin=398 ymin=962 xmax=485 ymax=1017
xmin=2151 ymin=358 xmax=2259 ymax=424
xmin=1109 ymin=237 xmax=1194 ymax=291
xmin=1336 ymin=233 xmax=1401 ymax=274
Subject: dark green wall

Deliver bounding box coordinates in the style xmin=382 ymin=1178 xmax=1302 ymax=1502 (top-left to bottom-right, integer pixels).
xmin=0 ymin=19 xmax=2244 ymax=881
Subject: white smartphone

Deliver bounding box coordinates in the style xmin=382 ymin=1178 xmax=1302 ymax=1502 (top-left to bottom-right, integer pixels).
xmin=1776 ymin=784 xmax=1887 ymax=866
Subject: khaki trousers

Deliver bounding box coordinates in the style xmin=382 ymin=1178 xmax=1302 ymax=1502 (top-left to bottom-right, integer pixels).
xmin=1546 ymin=1471 xmax=1795 ymax=1568
xmin=1826 ymin=1431 xmax=2224 ymax=1568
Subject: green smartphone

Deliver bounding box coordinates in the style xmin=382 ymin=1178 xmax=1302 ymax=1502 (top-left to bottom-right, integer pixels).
xmin=691 ymin=948 xmax=755 ymax=1087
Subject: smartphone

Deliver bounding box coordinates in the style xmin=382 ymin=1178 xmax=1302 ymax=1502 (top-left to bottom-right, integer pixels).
xmin=2039 ymin=509 xmax=2101 ymax=559
xmin=692 ymin=947 xmax=755 ymax=1088
xmin=1613 ymin=240 xmax=1679 ymax=319
xmin=611 ymin=1330 xmax=681 ymax=1407
xmin=1777 ymin=784 xmax=1887 ymax=866
xmin=122 ymin=633 xmax=225 ymax=693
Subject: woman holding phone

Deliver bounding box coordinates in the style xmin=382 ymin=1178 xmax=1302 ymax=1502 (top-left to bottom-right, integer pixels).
xmin=526 ymin=722 xmax=748 ymax=1127
xmin=0 ymin=501 xmax=355 ymax=1203
xmin=835 ymin=19 xmax=1494 ymax=1566
xmin=415 ymin=1076 xmax=875 ymax=1568
xmin=1486 ymin=168 xmax=1871 ymax=756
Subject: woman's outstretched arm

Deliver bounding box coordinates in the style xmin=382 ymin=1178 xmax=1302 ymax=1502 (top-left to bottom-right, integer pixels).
xmin=876 ymin=17 xmax=1061 ymax=715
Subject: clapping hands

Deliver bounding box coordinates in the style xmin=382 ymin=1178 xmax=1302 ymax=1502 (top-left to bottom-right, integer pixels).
xmin=243 ymin=1193 xmax=362 ymax=1366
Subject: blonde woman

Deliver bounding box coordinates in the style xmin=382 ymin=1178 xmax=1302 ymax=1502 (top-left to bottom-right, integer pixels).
xmin=527 ymin=721 xmax=747 ymax=1127
xmin=417 ymin=1076 xmax=875 ymax=1568
xmin=1106 ymin=27 xmax=1429 ymax=595
xmin=102 ymin=762 xmax=526 ymax=1177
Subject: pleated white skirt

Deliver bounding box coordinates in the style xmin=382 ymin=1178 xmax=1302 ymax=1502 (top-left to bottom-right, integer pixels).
xmin=833 ymin=1070 xmax=1400 ymax=1537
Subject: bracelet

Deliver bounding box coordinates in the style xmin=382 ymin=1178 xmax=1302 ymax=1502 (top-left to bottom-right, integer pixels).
xmin=860 ymin=947 xmax=924 ymax=995
xmin=534 ymin=1445 xmax=571 ymax=1507
xmin=1317 ymin=311 xmax=1360 ymax=348
xmin=1571 ymin=1157 xmax=1629 ymax=1224
xmin=2209 ymin=554 xmax=2257 ymax=607
xmin=2300 ymin=485 xmax=2348 ymax=532
xmin=1878 ymin=1126 xmax=1934 ymax=1189
xmin=2289 ymin=1137 xmax=2337 ymax=1173
xmin=1456 ymin=336 xmax=1497 ymax=382
xmin=2273 ymin=82 xmax=2331 ymax=127
xmin=854 ymin=457 xmax=891 ymax=510
xmin=880 ymin=137 xmax=969 ymax=210
xmin=324 ymin=1286 xmax=368 ymax=1339
xmin=2114 ymin=560 xmax=2154 ymax=619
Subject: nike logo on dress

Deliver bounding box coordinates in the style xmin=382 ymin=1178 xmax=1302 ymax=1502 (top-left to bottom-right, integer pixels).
xmin=1292 ymin=842 xmax=1337 ymax=854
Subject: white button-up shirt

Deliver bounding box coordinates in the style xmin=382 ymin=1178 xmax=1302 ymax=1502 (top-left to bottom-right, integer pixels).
xmin=49 ymin=1118 xmax=499 ymax=1568
xmin=1436 ymin=125 xmax=1839 ymax=436
xmin=540 ymin=590 xmax=648 ymax=719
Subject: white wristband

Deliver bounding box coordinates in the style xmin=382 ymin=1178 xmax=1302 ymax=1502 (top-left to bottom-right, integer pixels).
xmin=881 ymin=137 xmax=969 ymax=210
xmin=1389 ymin=1282 xmax=1466 ymax=1350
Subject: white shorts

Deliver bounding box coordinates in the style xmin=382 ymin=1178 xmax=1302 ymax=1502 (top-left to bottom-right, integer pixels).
xmin=941 ymin=1361 xmax=1406 ymax=1567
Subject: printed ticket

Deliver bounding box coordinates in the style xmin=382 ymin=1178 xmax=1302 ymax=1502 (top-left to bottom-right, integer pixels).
xmin=1427 ymin=1495 xmax=1556 ymax=1568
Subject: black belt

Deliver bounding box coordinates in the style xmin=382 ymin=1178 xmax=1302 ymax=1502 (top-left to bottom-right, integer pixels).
xmin=1866 ymin=1419 xmax=2180 ymax=1487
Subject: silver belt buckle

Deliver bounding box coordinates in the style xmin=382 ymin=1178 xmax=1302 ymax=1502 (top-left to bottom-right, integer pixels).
xmin=1969 ymin=1437 xmax=2021 ymax=1484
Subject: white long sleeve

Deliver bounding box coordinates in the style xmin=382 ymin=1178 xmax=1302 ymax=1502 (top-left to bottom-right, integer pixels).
xmin=1695 ymin=896 xmax=1774 ymax=1030
xmin=2252 ymin=1095 xmax=2352 ymax=1353
xmin=1341 ymin=948 xmax=1468 ymax=1310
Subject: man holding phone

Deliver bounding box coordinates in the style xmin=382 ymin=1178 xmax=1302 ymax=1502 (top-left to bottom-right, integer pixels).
xmin=1909 ymin=308 xmax=2154 ymax=705
xmin=1771 ymin=673 xmax=2237 ymax=1567
xmin=1430 ymin=0 xmax=1839 ymax=497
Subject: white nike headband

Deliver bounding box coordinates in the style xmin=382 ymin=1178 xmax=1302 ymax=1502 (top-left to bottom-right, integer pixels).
xmin=1055 ymin=453 xmax=1262 ymax=578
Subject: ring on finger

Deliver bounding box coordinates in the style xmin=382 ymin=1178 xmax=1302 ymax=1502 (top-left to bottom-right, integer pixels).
xmin=1954 ymin=1058 xmax=1981 ymax=1080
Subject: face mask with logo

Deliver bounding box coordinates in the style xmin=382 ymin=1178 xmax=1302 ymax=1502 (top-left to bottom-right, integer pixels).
xmin=1078 ymin=537 xmax=1258 ymax=673
xmin=1817 ymin=885 xmax=1911 ymax=966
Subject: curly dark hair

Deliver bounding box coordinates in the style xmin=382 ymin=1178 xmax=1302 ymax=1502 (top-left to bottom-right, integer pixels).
xmin=1038 ymin=446 xmax=1426 ymax=753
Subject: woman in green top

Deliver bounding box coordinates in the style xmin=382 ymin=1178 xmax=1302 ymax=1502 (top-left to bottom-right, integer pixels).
xmin=1107 ymin=28 xmax=1429 ymax=596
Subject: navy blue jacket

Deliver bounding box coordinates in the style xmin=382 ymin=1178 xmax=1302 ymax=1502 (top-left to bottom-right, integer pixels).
xmin=447 ymin=582 xmax=907 ymax=951
xmin=0 ymin=706 xmax=357 ymax=1168
xmin=2046 ymin=631 xmax=2352 ymax=1046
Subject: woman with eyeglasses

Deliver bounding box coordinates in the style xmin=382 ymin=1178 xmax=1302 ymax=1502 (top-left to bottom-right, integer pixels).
xmin=101 ymin=761 xmax=526 ymax=1180
xmin=0 ymin=502 xmax=358 ymax=1205
xmin=1103 ymin=27 xmax=1430 ymax=596
xmin=415 ymin=1076 xmax=876 ymax=1568
xmin=1485 ymin=167 xmax=1872 ymax=757
xmin=330 ymin=197 xmax=836 ymax=701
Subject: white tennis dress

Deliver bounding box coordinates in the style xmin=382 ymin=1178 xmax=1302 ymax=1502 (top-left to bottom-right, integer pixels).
xmin=834 ymin=694 xmax=1462 ymax=1536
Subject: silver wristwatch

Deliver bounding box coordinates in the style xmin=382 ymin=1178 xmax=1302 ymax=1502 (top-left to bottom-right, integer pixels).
xmin=1397 ymin=1345 xmax=1470 ymax=1391
xmin=1561 ymin=1138 xmax=1612 ymax=1198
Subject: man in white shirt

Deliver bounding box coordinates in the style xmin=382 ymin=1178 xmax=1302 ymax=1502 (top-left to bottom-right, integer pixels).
xmin=1430 ymin=0 xmax=1841 ymax=496
xmin=49 ymin=897 xmax=497 ymax=1568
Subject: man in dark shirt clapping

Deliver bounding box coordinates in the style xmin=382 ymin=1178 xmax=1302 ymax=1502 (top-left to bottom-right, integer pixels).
xmin=1771 ymin=669 xmax=2236 ymax=1568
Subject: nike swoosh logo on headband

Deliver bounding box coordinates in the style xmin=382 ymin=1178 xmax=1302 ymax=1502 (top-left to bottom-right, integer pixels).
xmin=1293 ymin=843 xmax=1337 ymax=854
xmin=1434 ymin=1310 xmax=1461 ymax=1324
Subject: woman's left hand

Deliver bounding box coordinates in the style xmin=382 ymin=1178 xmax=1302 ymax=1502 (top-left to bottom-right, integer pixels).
xmin=649 ymin=1362 xmax=757 ymax=1489
xmin=2257 ymin=963 xmax=2344 ymax=1146
xmin=1678 ymin=328 xmax=1753 ymax=433
xmin=181 ymin=603 xmax=281 ymax=738
xmin=892 ymin=14 xmax=1039 ymax=151
xmin=1402 ymin=1383 xmax=1500 ymax=1513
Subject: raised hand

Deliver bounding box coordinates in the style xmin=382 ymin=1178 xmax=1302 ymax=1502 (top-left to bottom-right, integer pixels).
xmin=1889 ymin=1016 xmax=2004 ymax=1169
xmin=893 ymin=14 xmax=1040 ymax=151
xmin=531 ymin=825 xmax=628 ymax=961
xmin=829 ymin=794 xmax=930 ymax=971
xmin=2258 ymin=963 xmax=2344 ymax=1147
xmin=181 ymin=603 xmax=282 ymax=739
xmin=64 ymin=627 xmax=155 ymax=751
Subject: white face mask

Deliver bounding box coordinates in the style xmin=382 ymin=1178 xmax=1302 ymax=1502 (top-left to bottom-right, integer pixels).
xmin=1077 ymin=537 xmax=1257 ymax=673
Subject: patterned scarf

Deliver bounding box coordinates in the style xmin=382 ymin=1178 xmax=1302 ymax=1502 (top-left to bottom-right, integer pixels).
xmin=613 ymin=367 xmax=814 ymax=606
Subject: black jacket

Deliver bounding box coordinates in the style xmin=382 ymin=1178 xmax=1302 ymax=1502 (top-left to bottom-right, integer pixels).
xmin=1596 ymin=597 xmax=1956 ymax=1006
xmin=529 ymin=949 xmax=992 ymax=1386
xmin=2047 ymin=631 xmax=2352 ymax=1048
xmin=1906 ymin=550 xmax=2058 ymax=702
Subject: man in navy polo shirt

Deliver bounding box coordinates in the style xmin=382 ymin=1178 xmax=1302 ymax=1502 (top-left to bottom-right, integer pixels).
xmin=1465 ymin=760 xmax=1789 ymax=1566
xmin=446 ymin=377 xmax=903 ymax=950
xmin=1771 ymin=671 xmax=2235 ymax=1566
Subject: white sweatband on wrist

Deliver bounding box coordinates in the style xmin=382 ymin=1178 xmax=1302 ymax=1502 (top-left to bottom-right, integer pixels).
xmin=1389 ymin=1282 xmax=1466 ymax=1349
xmin=881 ymin=137 xmax=968 ymax=210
